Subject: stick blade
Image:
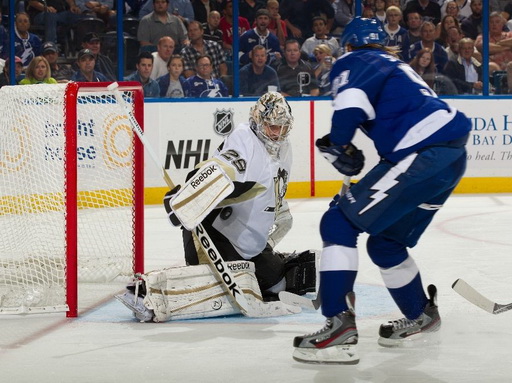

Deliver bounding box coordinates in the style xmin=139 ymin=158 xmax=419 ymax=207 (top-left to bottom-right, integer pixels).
xmin=452 ymin=278 xmax=496 ymax=314
xmin=278 ymin=291 xmax=320 ymax=310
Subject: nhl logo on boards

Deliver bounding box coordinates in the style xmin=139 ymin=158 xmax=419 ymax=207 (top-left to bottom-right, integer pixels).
xmin=213 ymin=109 xmax=234 ymax=136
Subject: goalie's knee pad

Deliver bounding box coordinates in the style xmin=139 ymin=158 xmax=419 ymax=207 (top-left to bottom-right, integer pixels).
xmin=283 ymin=250 xmax=317 ymax=296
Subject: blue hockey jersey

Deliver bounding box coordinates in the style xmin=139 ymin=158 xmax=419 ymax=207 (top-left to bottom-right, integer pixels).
xmin=329 ymin=48 xmax=471 ymax=163
xmin=182 ymin=75 xmax=229 ymax=98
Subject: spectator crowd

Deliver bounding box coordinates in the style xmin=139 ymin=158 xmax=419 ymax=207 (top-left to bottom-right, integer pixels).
xmin=1 ymin=0 xmax=512 ymax=96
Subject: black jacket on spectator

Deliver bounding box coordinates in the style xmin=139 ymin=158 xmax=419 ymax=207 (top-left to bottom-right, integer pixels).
xmin=239 ymin=0 xmax=266 ymax=25
xmin=443 ymin=56 xmax=483 ymax=94
xmin=279 ymin=0 xmax=335 ymax=41
xmin=403 ymin=0 xmax=441 ymax=26
xmin=192 ymin=0 xmax=223 ymax=24
xmin=461 ymin=15 xmax=482 ymax=40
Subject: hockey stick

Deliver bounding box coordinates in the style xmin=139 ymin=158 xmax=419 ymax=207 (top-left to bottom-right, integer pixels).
xmin=108 ymin=82 xmax=298 ymax=317
xmin=107 ymin=83 xmax=175 ymax=189
xmin=279 ymin=175 xmax=352 ymax=310
xmin=452 ymin=279 xmax=512 ymax=315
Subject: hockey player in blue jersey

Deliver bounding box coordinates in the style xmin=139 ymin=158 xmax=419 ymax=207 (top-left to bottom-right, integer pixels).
xmin=293 ymin=17 xmax=471 ymax=364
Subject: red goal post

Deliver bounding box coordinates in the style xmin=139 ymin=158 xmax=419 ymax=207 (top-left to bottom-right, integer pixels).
xmin=0 ymin=82 xmax=144 ymax=317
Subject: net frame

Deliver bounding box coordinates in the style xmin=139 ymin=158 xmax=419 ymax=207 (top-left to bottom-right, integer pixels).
xmin=0 ymin=81 xmax=144 ymax=318
xmin=65 ymin=82 xmax=144 ymax=317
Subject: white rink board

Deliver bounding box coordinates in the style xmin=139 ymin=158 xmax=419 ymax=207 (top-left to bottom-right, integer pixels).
xmin=143 ymin=98 xmax=512 ymax=188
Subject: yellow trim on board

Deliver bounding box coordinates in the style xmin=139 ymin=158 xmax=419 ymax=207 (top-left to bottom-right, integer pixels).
xmin=144 ymin=177 xmax=512 ymax=204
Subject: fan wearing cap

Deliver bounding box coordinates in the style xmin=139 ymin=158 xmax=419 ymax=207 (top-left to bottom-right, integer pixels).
xmin=0 ymin=56 xmax=24 ymax=87
xmin=19 ymin=56 xmax=57 ymax=84
xmin=238 ymin=8 xmax=281 ymax=67
xmin=78 ymin=32 xmax=116 ymax=81
xmin=42 ymin=41 xmax=73 ymax=83
xmin=71 ymin=48 xmax=109 ymax=82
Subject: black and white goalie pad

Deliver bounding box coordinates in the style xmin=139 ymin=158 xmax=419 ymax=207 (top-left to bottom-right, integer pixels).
xmin=141 ymin=261 xmax=261 ymax=321
xmin=170 ymin=160 xmax=235 ymax=231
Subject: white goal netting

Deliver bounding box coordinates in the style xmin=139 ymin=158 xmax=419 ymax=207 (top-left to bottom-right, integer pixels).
xmin=0 ymin=83 xmax=143 ymax=315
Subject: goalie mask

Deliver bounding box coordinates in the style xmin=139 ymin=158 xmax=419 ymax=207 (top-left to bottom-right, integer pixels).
xmin=250 ymin=92 xmax=293 ymax=157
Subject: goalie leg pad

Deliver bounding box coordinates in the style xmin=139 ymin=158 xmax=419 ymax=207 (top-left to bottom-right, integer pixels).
xmin=284 ymin=250 xmax=317 ymax=296
xmin=141 ymin=261 xmax=263 ymax=321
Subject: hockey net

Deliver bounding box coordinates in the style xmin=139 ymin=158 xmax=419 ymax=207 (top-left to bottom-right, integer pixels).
xmin=0 ymin=82 xmax=144 ymax=317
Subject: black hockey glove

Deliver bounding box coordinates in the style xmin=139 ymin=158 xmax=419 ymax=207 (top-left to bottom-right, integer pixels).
xmin=316 ymin=134 xmax=365 ymax=176
xmin=163 ymin=185 xmax=182 ymax=227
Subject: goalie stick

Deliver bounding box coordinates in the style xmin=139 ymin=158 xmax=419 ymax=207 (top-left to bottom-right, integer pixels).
xmin=278 ymin=175 xmax=352 ymax=310
xmin=108 ymin=82 xmax=298 ymax=318
xmin=452 ymin=278 xmax=512 ymax=315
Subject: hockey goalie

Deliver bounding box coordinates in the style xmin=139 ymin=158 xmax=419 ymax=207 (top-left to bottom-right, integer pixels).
xmin=116 ymin=92 xmax=317 ymax=322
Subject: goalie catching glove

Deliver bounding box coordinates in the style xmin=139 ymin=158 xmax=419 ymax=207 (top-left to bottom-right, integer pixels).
xmin=316 ymin=134 xmax=365 ymax=176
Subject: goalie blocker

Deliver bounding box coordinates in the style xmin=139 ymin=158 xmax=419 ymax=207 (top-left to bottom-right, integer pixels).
xmin=116 ymin=253 xmax=316 ymax=321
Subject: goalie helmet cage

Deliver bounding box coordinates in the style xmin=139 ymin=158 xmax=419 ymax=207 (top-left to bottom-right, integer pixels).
xmin=0 ymin=82 xmax=144 ymax=318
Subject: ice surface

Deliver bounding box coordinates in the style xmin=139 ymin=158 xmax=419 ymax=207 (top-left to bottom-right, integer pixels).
xmin=1 ymin=195 xmax=512 ymax=382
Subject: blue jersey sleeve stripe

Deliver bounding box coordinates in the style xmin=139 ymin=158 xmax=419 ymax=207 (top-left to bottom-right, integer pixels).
xmin=393 ymin=107 xmax=458 ymax=152
xmin=333 ymin=88 xmax=376 ymax=120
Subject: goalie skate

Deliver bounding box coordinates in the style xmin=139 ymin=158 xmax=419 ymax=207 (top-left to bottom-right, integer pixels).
xmin=378 ymin=284 xmax=441 ymax=347
xmin=292 ymin=292 xmax=359 ymax=365
xmin=115 ymin=291 xmax=154 ymax=322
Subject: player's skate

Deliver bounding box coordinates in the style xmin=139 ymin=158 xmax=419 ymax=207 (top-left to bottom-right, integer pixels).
xmin=292 ymin=292 xmax=359 ymax=364
xmin=378 ymin=284 xmax=441 ymax=347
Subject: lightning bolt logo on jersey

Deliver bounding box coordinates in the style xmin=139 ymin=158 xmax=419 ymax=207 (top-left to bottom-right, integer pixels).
xmin=329 ymin=47 xmax=470 ymax=245
xmin=183 ymin=76 xmax=229 ymax=98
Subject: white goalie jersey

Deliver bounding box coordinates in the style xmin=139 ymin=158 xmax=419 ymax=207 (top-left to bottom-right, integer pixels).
xmin=210 ymin=122 xmax=292 ymax=259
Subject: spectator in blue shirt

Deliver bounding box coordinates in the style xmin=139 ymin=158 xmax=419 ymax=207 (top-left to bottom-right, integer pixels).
xmin=125 ymin=52 xmax=161 ymax=98
xmin=240 ymin=45 xmax=280 ymax=96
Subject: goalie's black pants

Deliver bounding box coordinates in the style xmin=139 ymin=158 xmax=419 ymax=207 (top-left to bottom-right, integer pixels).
xmin=182 ymin=223 xmax=285 ymax=292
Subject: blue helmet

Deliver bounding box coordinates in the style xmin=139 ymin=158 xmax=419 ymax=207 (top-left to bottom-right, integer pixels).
xmin=340 ymin=17 xmax=387 ymax=48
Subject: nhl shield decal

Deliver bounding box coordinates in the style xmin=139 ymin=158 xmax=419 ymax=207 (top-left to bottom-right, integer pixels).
xmin=213 ymin=109 xmax=234 ymax=136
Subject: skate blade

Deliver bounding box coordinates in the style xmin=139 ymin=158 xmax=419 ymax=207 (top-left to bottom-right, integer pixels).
xmin=378 ymin=328 xmax=441 ymax=348
xmin=292 ymin=345 xmax=359 ymax=365
xmin=115 ymin=293 xmax=154 ymax=322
